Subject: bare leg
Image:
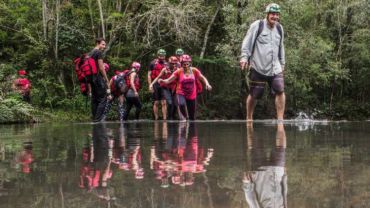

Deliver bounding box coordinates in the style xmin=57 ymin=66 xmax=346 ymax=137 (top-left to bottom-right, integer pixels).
xmin=275 ymin=92 xmax=285 ymax=120
xmin=161 ymin=100 xmax=167 ymax=120
xmin=246 ymin=95 xmax=257 ymax=121
xmin=153 ymin=101 xmax=159 ymax=120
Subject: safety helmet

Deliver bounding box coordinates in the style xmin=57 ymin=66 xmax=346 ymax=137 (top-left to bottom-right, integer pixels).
xmin=157 ymin=49 xmax=166 ymax=56
xmin=175 ymin=48 xmax=184 ymax=56
xmin=180 ymin=54 xmax=191 ymax=63
xmin=116 ymin=70 xmax=124 ymax=75
xmin=265 ymin=3 xmax=281 ymax=14
xmin=131 ymin=62 xmax=141 ymax=71
xmin=19 ymin=70 xmax=27 ymax=75
xmin=168 ymin=56 xmax=178 ymax=64
xmin=103 ymin=63 xmax=110 ymax=71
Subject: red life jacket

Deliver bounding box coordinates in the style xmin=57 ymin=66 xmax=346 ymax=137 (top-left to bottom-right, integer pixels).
xmin=161 ymin=67 xmax=177 ymax=90
xmin=110 ymin=76 xmax=119 ymax=95
xmin=74 ymin=54 xmax=98 ymax=83
xmin=124 ymin=70 xmax=140 ymax=91
xmin=14 ymin=78 xmax=31 ymax=94
xmin=151 ymin=59 xmax=168 ymax=80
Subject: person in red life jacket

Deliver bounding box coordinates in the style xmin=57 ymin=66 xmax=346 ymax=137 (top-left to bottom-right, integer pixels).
xmin=88 ymin=38 xmax=110 ymax=122
xmin=159 ymin=55 xmax=212 ymax=121
xmin=102 ymin=69 xmax=125 ymax=121
xmin=148 ymin=49 xmax=170 ymax=120
xmin=12 ymin=70 xmax=31 ymax=103
xmin=16 ymin=142 xmax=34 ymax=173
xmin=150 ymin=56 xmax=178 ymax=120
xmin=123 ymin=62 xmax=142 ymax=121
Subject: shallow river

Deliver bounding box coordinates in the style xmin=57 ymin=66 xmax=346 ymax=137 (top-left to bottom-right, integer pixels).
xmin=1 ymin=121 xmax=370 ymax=208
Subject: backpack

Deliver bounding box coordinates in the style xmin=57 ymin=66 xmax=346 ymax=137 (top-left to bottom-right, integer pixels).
xmin=113 ymin=70 xmax=134 ymax=94
xmin=175 ymin=67 xmax=203 ymax=95
xmin=249 ymin=19 xmax=283 ymax=63
xmin=74 ymin=54 xmax=98 ymax=83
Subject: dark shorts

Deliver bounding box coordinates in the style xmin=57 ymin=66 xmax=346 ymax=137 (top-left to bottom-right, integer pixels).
xmin=152 ymin=83 xmax=165 ymax=101
xmin=248 ymin=69 xmax=284 ymax=100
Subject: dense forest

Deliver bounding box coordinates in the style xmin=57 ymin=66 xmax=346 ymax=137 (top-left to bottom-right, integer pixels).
xmin=1 ymin=0 xmax=370 ymax=123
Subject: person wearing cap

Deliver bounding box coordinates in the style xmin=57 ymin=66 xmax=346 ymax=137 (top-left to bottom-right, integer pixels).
xmin=175 ymin=48 xmax=184 ymax=67
xmin=12 ymin=70 xmax=32 ymax=103
xmin=148 ymin=49 xmax=170 ymax=120
xmin=240 ymin=3 xmax=286 ymax=121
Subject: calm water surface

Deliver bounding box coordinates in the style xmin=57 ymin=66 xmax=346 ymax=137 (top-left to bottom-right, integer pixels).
xmin=1 ymin=121 xmax=370 ymax=208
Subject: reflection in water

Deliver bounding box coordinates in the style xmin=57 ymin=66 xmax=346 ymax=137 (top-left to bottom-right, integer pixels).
xmin=16 ymin=142 xmax=34 ymax=173
xmin=243 ymin=123 xmax=287 ymax=208
xmin=151 ymin=122 xmax=213 ymax=188
xmin=79 ymin=123 xmax=115 ymax=201
xmin=113 ymin=123 xmax=143 ymax=179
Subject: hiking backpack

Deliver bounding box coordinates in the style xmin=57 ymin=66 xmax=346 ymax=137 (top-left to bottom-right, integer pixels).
xmin=249 ymin=19 xmax=283 ymax=63
xmin=113 ymin=70 xmax=135 ymax=94
xmin=74 ymin=54 xmax=98 ymax=84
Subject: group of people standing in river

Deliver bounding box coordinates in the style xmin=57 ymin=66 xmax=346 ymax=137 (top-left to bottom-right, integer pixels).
xmin=11 ymin=2 xmax=285 ymax=122
xmin=87 ymin=38 xmax=212 ymax=122
xmin=83 ymin=2 xmax=286 ymax=122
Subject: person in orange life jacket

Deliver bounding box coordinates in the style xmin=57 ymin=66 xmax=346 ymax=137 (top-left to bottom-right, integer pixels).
xmin=148 ymin=49 xmax=170 ymax=120
xmin=12 ymin=70 xmax=31 ymax=103
xmin=102 ymin=66 xmax=125 ymax=121
xmin=158 ymin=55 xmax=212 ymax=121
xmin=123 ymin=62 xmax=142 ymax=121
xmin=150 ymin=56 xmax=179 ymax=120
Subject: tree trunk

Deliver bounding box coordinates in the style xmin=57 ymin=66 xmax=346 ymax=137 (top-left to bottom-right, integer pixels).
xmin=55 ymin=0 xmax=66 ymax=96
xmin=200 ymin=0 xmax=222 ymax=59
xmin=41 ymin=0 xmax=48 ymax=41
xmin=237 ymin=0 xmax=248 ymax=118
xmin=88 ymin=0 xmax=96 ymax=38
xmin=97 ymin=0 xmax=106 ymax=39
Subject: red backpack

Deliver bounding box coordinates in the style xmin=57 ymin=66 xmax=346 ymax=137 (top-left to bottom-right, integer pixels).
xmin=74 ymin=54 xmax=98 ymax=83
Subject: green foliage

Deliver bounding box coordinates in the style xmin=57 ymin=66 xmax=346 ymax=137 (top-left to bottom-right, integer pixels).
xmin=1 ymin=0 xmax=370 ymax=122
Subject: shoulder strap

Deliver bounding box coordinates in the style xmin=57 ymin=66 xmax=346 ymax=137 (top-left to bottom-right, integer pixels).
xmin=276 ymin=23 xmax=283 ymax=61
xmin=249 ymin=19 xmax=264 ymax=63
xmin=191 ymin=67 xmax=198 ymax=79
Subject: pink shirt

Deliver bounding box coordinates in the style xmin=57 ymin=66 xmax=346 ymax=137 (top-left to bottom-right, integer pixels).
xmin=173 ymin=67 xmax=200 ymax=100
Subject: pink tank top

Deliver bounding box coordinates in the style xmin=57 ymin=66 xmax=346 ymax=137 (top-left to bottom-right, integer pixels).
xmin=174 ymin=68 xmax=200 ymax=100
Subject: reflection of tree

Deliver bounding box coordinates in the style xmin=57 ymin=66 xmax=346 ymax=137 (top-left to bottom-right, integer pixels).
xmin=150 ymin=122 xmax=213 ymax=188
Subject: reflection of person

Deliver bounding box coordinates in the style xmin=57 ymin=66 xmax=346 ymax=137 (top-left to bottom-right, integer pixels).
xmin=118 ymin=123 xmax=144 ymax=179
xmin=16 ymin=142 xmax=34 ymax=173
xmin=79 ymin=123 xmax=115 ymax=201
xmin=12 ymin=70 xmax=31 ymax=103
xmin=240 ymin=3 xmax=285 ymax=121
xmin=243 ymin=122 xmax=287 ymax=208
xmin=151 ymin=122 xmax=213 ymax=187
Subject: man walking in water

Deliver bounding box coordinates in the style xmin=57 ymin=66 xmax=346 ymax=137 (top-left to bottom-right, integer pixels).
xmin=240 ymin=3 xmax=285 ymax=121
xmin=89 ymin=38 xmax=110 ymax=122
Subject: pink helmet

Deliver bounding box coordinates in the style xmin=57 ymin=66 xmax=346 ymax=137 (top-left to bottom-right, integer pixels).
xmin=116 ymin=70 xmax=123 ymax=75
xmin=103 ymin=63 xmax=110 ymax=71
xmin=180 ymin=54 xmax=191 ymax=63
xmin=168 ymin=56 xmax=178 ymax=64
xmin=19 ymin=70 xmax=27 ymax=75
xmin=131 ymin=62 xmax=141 ymax=71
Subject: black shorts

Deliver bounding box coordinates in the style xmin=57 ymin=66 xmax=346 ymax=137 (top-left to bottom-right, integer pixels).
xmin=152 ymin=83 xmax=165 ymax=101
xmin=248 ymin=69 xmax=284 ymax=100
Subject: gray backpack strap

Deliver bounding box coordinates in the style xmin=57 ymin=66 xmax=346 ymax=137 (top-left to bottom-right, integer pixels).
xmin=275 ymin=23 xmax=283 ymax=61
xmin=249 ymin=19 xmax=264 ymax=63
